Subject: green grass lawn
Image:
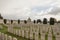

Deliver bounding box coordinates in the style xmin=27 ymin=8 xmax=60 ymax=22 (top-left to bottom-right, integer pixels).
xmin=13 ymin=27 xmax=21 ymax=29
xmin=0 ymin=24 xmax=57 ymax=40
xmin=45 ymin=28 xmax=49 ymax=40
xmin=0 ymin=24 xmax=32 ymax=40
xmin=0 ymin=24 xmax=8 ymax=33
xmin=51 ymin=27 xmax=56 ymax=40
xmin=45 ymin=34 xmax=48 ymax=40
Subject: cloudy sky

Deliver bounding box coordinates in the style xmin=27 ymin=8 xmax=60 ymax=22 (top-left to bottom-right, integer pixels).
xmin=0 ymin=0 xmax=60 ymax=20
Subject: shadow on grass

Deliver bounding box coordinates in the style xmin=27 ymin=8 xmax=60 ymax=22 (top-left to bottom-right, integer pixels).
xmin=6 ymin=32 xmax=34 ymax=40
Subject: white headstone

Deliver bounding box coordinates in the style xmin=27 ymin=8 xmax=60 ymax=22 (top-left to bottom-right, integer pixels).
xmin=1 ymin=33 xmax=5 ymax=40
xmin=21 ymin=30 xmax=24 ymax=37
xmin=30 ymin=31 xmax=33 ymax=40
xmin=18 ymin=30 xmax=21 ymax=36
xmin=35 ymin=32 xmax=39 ymax=40
xmin=13 ymin=37 xmax=17 ymax=40
xmin=8 ymin=36 xmax=12 ymax=40
xmin=5 ymin=34 xmax=8 ymax=40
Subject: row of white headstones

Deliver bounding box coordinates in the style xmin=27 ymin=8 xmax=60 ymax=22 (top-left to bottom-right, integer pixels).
xmin=0 ymin=32 xmax=17 ymax=40
xmin=7 ymin=23 xmax=60 ymax=40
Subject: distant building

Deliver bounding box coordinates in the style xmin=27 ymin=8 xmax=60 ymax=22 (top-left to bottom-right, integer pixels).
xmin=27 ymin=17 xmax=31 ymax=22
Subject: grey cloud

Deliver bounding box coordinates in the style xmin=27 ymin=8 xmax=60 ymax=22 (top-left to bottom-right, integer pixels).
xmin=41 ymin=7 xmax=60 ymax=16
xmin=48 ymin=7 xmax=60 ymax=15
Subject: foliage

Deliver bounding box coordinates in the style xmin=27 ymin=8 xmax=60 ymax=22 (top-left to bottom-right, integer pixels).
xmin=43 ymin=18 xmax=47 ymax=24
xmin=3 ymin=19 xmax=7 ymax=24
xmin=37 ymin=19 xmax=41 ymax=23
xmin=0 ymin=14 xmax=3 ymax=19
xmin=18 ymin=19 xmax=20 ymax=24
xmin=11 ymin=20 xmax=13 ymax=24
xmin=50 ymin=17 xmax=55 ymax=25
xmin=24 ymin=20 xmax=27 ymax=24
xmin=33 ymin=20 xmax=36 ymax=24
xmin=57 ymin=21 xmax=60 ymax=23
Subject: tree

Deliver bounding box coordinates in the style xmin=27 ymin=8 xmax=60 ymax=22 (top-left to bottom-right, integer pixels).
xmin=57 ymin=20 xmax=60 ymax=23
xmin=3 ymin=19 xmax=7 ymax=24
xmin=11 ymin=20 xmax=13 ymax=24
xmin=43 ymin=18 xmax=47 ymax=24
xmin=24 ymin=20 xmax=27 ymax=24
xmin=0 ymin=14 xmax=3 ymax=19
xmin=49 ymin=17 xmax=55 ymax=25
xmin=37 ymin=19 xmax=41 ymax=23
xmin=18 ymin=19 xmax=20 ymax=24
xmin=33 ymin=20 xmax=36 ymax=24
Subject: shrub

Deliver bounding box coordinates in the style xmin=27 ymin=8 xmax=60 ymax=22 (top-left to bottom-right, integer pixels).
xmin=57 ymin=21 xmax=60 ymax=23
xmin=37 ymin=19 xmax=41 ymax=23
xmin=11 ymin=20 xmax=13 ymax=24
xmin=0 ymin=14 xmax=3 ymax=19
xmin=24 ymin=20 xmax=27 ymax=24
xmin=49 ymin=17 xmax=55 ymax=25
xmin=43 ymin=18 xmax=47 ymax=24
xmin=33 ymin=20 xmax=36 ymax=24
xmin=3 ymin=19 xmax=7 ymax=24
xmin=18 ymin=19 xmax=20 ymax=24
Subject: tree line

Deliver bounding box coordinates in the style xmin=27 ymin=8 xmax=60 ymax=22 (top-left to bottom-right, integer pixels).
xmin=3 ymin=17 xmax=60 ymax=25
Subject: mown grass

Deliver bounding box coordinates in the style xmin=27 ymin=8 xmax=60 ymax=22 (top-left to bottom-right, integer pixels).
xmin=45 ymin=28 xmax=49 ymax=40
xmin=51 ymin=27 xmax=56 ymax=40
xmin=6 ymin=32 xmax=31 ymax=40
xmin=0 ymin=24 xmax=8 ymax=33
xmin=13 ymin=27 xmax=21 ymax=29
xmin=0 ymin=24 xmax=56 ymax=40
xmin=45 ymin=34 xmax=48 ymax=40
xmin=39 ymin=33 xmax=41 ymax=40
xmin=0 ymin=24 xmax=32 ymax=40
